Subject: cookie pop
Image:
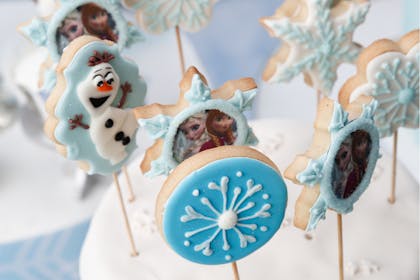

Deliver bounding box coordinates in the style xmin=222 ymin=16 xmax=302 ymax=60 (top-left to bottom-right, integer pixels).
xmin=260 ymin=0 xmax=370 ymax=101
xmin=339 ymin=29 xmax=419 ymax=203
xmin=44 ymin=35 xmax=147 ymax=256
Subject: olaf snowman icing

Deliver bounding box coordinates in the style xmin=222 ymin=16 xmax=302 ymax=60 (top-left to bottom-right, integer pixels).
xmin=45 ymin=35 xmax=147 ymax=175
xmin=76 ymin=51 xmax=138 ymax=165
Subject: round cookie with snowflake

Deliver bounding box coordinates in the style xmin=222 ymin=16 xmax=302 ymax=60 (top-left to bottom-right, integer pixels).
xmin=339 ymin=29 xmax=419 ymax=138
xmin=260 ymin=0 xmax=370 ymax=95
xmin=156 ymin=146 xmax=287 ymax=264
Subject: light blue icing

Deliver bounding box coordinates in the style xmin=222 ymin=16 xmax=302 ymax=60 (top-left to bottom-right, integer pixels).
xmin=130 ymin=0 xmax=215 ymax=33
xmin=138 ymin=114 xmax=173 ymax=140
xmin=21 ymin=0 xmax=144 ymax=98
xmin=140 ymin=74 xmax=258 ymax=177
xmin=53 ymin=40 xmax=147 ymax=175
xmin=265 ymin=0 xmax=370 ymax=94
xmin=371 ymin=57 xmax=419 ymax=137
xmin=163 ymin=156 xmax=287 ymax=264
xmin=297 ymin=100 xmax=380 ymax=231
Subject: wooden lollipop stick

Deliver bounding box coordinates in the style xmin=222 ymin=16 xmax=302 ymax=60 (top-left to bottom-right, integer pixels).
xmin=388 ymin=130 xmax=398 ymax=204
xmin=175 ymin=25 xmax=186 ymax=74
xmin=337 ymin=214 xmax=344 ymax=280
xmin=122 ymin=165 xmax=135 ymax=203
xmin=231 ymin=261 xmax=240 ymax=280
xmin=113 ymin=173 xmax=139 ymax=257
xmin=316 ymin=90 xmax=321 ymax=106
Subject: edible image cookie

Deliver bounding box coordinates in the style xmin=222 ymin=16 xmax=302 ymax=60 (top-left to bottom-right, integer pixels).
xmin=44 ymin=35 xmax=147 ymax=175
xmin=339 ymin=29 xmax=419 ymax=137
xmin=156 ymin=145 xmax=288 ymax=264
xmin=134 ymin=66 xmax=258 ymax=177
xmin=260 ymin=0 xmax=370 ymax=95
xmin=285 ymin=98 xmax=379 ymax=230
xmin=19 ymin=0 xmax=143 ymax=94
xmin=122 ymin=0 xmax=217 ymax=33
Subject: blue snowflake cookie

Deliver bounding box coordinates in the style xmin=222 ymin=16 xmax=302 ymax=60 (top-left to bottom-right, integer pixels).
xmin=157 ymin=146 xmax=287 ymax=264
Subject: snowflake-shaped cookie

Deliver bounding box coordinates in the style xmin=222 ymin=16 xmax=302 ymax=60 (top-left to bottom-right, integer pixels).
xmin=122 ymin=0 xmax=217 ymax=33
xmin=339 ymin=29 xmax=419 ymax=137
xmin=285 ymin=98 xmax=379 ymax=231
xmin=157 ymin=146 xmax=287 ymax=264
xmin=134 ymin=66 xmax=258 ymax=177
xmin=261 ymin=0 xmax=370 ymax=95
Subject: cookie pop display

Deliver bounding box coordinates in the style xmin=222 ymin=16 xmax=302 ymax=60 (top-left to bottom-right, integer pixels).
xmin=44 ymin=35 xmax=147 ymax=256
xmin=122 ymin=0 xmax=217 ymax=74
xmin=19 ymin=0 xmax=143 ymax=96
xmin=260 ymin=0 xmax=370 ymax=102
xmin=285 ymin=98 xmax=379 ymax=280
xmin=339 ymin=29 xmax=419 ymax=204
xmin=134 ymin=66 xmax=258 ymax=177
xmin=156 ymin=146 xmax=288 ymax=280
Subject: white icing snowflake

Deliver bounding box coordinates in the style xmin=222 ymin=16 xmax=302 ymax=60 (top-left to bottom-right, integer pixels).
xmin=180 ymin=176 xmax=271 ymax=257
xmin=131 ymin=0 xmax=217 ymax=33
xmin=261 ymin=0 xmax=370 ymax=94
xmin=351 ymin=44 xmax=420 ymax=137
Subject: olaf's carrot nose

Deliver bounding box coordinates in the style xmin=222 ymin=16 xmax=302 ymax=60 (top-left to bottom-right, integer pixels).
xmin=97 ymin=83 xmax=113 ymax=92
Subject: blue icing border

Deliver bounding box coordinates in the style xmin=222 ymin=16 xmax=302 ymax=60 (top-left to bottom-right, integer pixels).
xmin=296 ymin=101 xmax=380 ymax=231
xmin=163 ymin=157 xmax=287 ymax=265
xmin=140 ymin=74 xmax=258 ymax=177
xmin=53 ymin=40 xmax=147 ymax=175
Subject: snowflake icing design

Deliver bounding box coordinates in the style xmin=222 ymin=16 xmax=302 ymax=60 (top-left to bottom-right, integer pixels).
xmin=261 ymin=0 xmax=370 ymax=94
xmin=131 ymin=0 xmax=217 ymax=33
xmin=359 ymin=45 xmax=420 ymax=137
xmin=180 ymin=175 xmax=271 ymax=260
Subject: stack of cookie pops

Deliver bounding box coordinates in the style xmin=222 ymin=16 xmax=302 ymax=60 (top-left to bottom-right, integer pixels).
xmin=16 ymin=0 xmax=418 ymax=280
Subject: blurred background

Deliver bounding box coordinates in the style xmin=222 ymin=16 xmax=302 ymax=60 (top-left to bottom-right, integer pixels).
xmin=0 ymin=0 xmax=418 ymax=279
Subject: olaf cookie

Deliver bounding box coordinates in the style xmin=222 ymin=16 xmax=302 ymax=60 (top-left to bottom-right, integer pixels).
xmin=285 ymin=98 xmax=379 ymax=231
xmin=122 ymin=0 xmax=217 ymax=33
xmin=156 ymin=145 xmax=288 ymax=264
xmin=260 ymin=0 xmax=370 ymax=95
xmin=339 ymin=29 xmax=419 ymax=137
xmin=134 ymin=66 xmax=258 ymax=177
xmin=44 ymin=35 xmax=147 ymax=175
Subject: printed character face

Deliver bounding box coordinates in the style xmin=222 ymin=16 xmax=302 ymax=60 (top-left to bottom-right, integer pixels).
xmin=180 ymin=117 xmax=206 ymax=141
xmin=209 ymin=112 xmax=234 ymax=135
xmin=77 ymin=62 xmax=120 ymax=115
xmin=351 ymin=130 xmax=371 ymax=163
xmin=61 ymin=18 xmax=84 ymax=41
xmin=335 ymin=142 xmax=351 ymax=172
xmin=88 ymin=9 xmax=109 ymax=33
xmin=354 ymin=137 xmax=369 ymax=160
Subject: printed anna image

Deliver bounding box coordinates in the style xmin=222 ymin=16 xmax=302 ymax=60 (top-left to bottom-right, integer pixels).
xmin=333 ymin=130 xmax=372 ymax=199
xmin=199 ymin=109 xmax=237 ymax=152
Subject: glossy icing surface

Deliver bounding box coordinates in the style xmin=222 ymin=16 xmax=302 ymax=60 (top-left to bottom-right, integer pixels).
xmin=163 ymin=157 xmax=287 ymax=264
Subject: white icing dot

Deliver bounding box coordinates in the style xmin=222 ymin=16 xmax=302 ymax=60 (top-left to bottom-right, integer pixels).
xmin=236 ymin=171 xmax=243 ymax=177
xmin=260 ymin=226 xmax=268 ymax=232
xmin=225 ymin=255 xmax=232 ymax=261
xmin=192 ymin=189 xmax=199 ymax=196
xmin=262 ymin=194 xmax=269 ymax=200
xmin=184 ymin=240 xmax=190 ymax=247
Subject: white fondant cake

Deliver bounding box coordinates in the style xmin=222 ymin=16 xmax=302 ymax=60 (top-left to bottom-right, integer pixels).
xmin=80 ymin=119 xmax=419 ymax=280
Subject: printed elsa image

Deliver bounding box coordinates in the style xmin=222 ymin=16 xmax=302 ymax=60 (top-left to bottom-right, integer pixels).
xmin=80 ymin=3 xmax=118 ymax=42
xmin=332 ymin=130 xmax=372 ymax=199
xmin=199 ymin=109 xmax=237 ymax=152
xmin=173 ymin=112 xmax=210 ymax=162
xmin=56 ymin=10 xmax=85 ymax=53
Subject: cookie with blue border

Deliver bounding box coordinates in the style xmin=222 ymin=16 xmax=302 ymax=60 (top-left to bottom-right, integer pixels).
xmin=19 ymin=0 xmax=143 ymax=95
xmin=134 ymin=66 xmax=258 ymax=177
xmin=44 ymin=35 xmax=147 ymax=175
xmin=339 ymin=29 xmax=419 ymax=138
xmin=156 ymin=145 xmax=288 ymax=264
xmin=284 ymin=97 xmax=380 ymax=231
